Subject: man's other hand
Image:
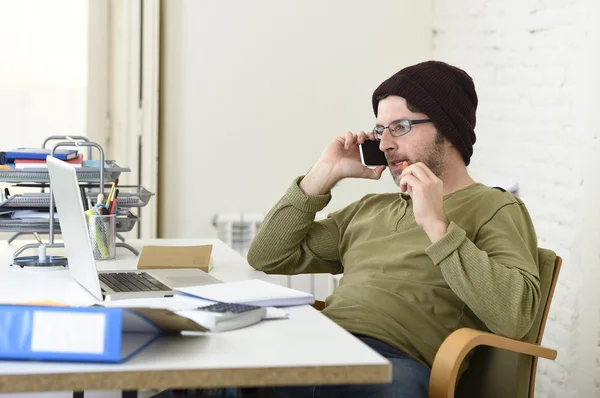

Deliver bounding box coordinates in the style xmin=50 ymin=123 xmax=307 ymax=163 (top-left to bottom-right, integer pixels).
xmin=399 ymin=162 xmax=448 ymax=242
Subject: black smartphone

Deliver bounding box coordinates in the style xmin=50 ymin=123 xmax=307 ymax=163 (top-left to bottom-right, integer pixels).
xmin=359 ymin=140 xmax=387 ymax=167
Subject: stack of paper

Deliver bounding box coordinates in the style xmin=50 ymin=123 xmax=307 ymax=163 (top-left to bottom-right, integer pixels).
xmin=176 ymin=279 xmax=314 ymax=307
xmin=11 ymin=210 xmax=57 ymax=220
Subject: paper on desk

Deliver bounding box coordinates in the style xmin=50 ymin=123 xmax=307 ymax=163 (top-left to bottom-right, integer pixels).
xmin=18 ymin=300 xmax=69 ymax=307
xmin=176 ymin=279 xmax=314 ymax=307
xmin=264 ymin=307 xmax=289 ymax=320
xmin=174 ymin=292 xmax=217 ymax=308
xmin=102 ymin=294 xmax=288 ymax=320
xmin=174 ymin=293 xmax=288 ymax=319
xmin=100 ymin=296 xmax=210 ymax=311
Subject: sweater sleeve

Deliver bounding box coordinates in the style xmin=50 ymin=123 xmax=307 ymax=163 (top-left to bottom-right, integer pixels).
xmin=425 ymin=202 xmax=541 ymax=339
xmin=247 ymin=177 xmax=356 ymax=275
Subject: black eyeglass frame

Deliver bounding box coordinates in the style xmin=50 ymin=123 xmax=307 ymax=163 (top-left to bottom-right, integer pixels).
xmin=373 ymin=119 xmax=433 ymax=140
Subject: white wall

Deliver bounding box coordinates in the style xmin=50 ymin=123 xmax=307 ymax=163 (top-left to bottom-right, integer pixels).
xmin=159 ymin=0 xmax=434 ymax=238
xmin=0 ymin=0 xmax=88 ymax=150
xmin=432 ymin=0 xmax=600 ymax=396
xmin=0 ymin=0 xmax=90 ymax=245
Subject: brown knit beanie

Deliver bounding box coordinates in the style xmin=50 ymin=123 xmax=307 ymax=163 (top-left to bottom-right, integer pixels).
xmin=372 ymin=61 xmax=478 ymax=165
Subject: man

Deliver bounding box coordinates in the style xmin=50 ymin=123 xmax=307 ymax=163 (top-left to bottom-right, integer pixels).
xmin=246 ymin=61 xmax=541 ymax=398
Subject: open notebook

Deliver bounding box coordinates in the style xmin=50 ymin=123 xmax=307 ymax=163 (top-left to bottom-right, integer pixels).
xmin=176 ymin=279 xmax=314 ymax=307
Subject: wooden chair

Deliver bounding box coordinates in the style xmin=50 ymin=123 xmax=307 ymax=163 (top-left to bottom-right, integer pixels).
xmin=311 ymin=248 xmax=561 ymax=398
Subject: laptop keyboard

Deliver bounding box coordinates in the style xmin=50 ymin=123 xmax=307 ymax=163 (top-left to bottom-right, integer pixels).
xmin=99 ymin=272 xmax=171 ymax=293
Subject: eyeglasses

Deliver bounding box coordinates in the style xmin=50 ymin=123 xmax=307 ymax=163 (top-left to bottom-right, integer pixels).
xmin=373 ymin=119 xmax=432 ymax=140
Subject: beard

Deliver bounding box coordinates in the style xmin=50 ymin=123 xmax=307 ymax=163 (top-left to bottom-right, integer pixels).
xmin=391 ymin=137 xmax=446 ymax=187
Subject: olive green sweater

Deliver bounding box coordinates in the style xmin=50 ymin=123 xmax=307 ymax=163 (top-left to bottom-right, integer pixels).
xmin=247 ymin=177 xmax=540 ymax=369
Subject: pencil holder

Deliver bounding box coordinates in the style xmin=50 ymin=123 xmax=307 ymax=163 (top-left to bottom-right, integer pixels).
xmin=85 ymin=214 xmax=116 ymax=261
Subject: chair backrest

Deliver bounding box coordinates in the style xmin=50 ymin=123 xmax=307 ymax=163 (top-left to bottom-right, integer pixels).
xmin=455 ymin=248 xmax=562 ymax=398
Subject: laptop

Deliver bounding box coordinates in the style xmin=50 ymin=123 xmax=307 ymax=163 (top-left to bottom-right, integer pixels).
xmin=46 ymin=155 xmax=221 ymax=301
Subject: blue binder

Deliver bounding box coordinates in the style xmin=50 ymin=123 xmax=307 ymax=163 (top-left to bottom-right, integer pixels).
xmin=0 ymin=148 xmax=78 ymax=164
xmin=0 ymin=305 xmax=208 ymax=363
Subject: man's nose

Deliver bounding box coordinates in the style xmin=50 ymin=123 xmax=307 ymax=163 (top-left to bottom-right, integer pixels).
xmin=379 ymin=129 xmax=397 ymax=152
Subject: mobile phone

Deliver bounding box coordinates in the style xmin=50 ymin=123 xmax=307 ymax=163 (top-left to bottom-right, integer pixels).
xmin=359 ymin=140 xmax=387 ymax=167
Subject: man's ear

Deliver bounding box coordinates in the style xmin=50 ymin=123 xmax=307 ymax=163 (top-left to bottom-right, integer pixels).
xmin=445 ymin=138 xmax=454 ymax=148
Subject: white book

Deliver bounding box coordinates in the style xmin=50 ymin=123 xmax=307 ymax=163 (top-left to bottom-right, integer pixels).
xmin=176 ymin=279 xmax=314 ymax=307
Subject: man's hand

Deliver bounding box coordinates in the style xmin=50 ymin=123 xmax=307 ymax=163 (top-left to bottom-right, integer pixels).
xmin=399 ymin=162 xmax=448 ymax=242
xmin=300 ymin=131 xmax=386 ymax=195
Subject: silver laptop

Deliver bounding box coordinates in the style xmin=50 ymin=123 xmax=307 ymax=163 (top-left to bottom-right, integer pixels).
xmin=46 ymin=155 xmax=221 ymax=301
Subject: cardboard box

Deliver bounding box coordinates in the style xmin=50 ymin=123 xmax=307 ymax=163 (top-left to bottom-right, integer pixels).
xmin=137 ymin=244 xmax=213 ymax=273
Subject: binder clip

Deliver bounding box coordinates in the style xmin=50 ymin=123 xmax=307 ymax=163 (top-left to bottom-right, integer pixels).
xmin=11 ymin=233 xmax=68 ymax=268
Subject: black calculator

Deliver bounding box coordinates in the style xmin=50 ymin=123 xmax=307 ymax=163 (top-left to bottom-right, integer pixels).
xmin=194 ymin=302 xmax=266 ymax=332
xmin=199 ymin=302 xmax=263 ymax=314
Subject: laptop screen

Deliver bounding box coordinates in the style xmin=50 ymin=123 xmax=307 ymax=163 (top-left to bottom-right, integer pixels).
xmin=46 ymin=155 xmax=104 ymax=300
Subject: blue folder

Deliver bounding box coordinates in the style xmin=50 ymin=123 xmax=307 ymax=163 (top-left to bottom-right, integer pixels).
xmin=0 ymin=148 xmax=78 ymax=164
xmin=0 ymin=305 xmax=208 ymax=363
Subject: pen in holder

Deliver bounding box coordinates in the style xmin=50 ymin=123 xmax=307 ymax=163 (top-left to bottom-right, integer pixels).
xmin=85 ymin=213 xmax=116 ymax=261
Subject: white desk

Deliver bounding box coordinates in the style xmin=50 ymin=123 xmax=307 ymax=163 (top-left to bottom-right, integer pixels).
xmin=0 ymin=239 xmax=390 ymax=393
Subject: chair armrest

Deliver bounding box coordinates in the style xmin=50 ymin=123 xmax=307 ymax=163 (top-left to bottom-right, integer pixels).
xmin=428 ymin=328 xmax=557 ymax=398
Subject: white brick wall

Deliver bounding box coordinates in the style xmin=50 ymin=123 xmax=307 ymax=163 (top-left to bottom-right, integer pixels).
xmin=433 ymin=0 xmax=600 ymax=396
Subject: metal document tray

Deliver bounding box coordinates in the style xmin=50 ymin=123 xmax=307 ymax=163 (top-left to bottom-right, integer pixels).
xmin=0 ymin=161 xmax=130 ymax=183
xmin=0 ymin=210 xmax=139 ymax=233
xmin=1 ymin=186 xmax=154 ymax=210
xmin=86 ymin=186 xmax=154 ymax=208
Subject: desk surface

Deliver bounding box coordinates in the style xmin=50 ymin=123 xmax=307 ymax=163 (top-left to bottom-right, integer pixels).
xmin=0 ymin=239 xmax=390 ymax=393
